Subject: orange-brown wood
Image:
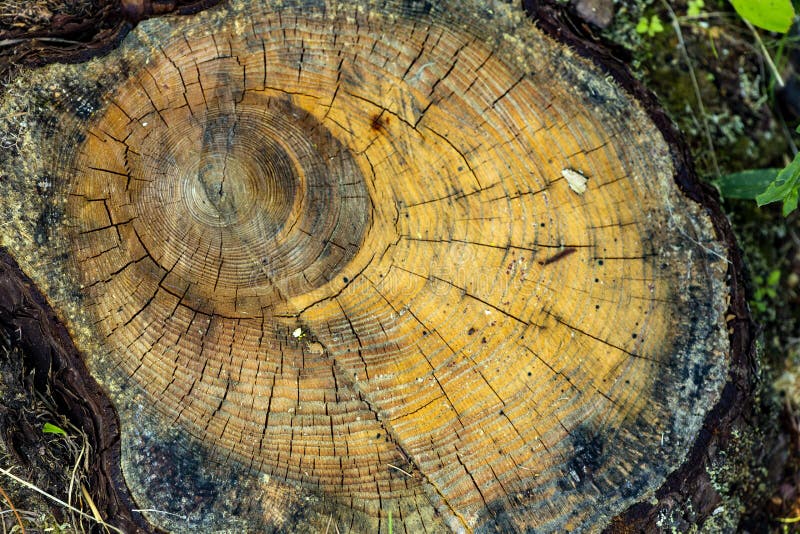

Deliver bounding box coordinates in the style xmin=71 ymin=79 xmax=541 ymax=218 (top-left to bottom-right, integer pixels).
xmin=0 ymin=1 xmax=736 ymax=531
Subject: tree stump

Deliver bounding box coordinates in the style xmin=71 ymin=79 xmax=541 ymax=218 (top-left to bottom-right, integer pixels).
xmin=0 ymin=0 xmax=753 ymax=532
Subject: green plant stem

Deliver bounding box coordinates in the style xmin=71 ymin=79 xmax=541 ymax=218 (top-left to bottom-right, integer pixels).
xmin=661 ymin=0 xmax=721 ymax=178
xmin=745 ymin=20 xmax=785 ymax=89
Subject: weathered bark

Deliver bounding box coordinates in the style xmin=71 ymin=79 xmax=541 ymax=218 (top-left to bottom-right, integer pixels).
xmin=0 ymin=0 xmax=220 ymax=76
xmin=0 ymin=249 xmax=148 ymax=532
xmin=0 ymin=0 xmax=754 ymax=532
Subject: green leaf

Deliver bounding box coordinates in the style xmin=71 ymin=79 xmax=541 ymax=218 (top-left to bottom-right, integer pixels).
xmin=784 ymin=186 xmax=799 ymax=216
xmin=767 ymin=269 xmax=782 ymax=286
xmin=729 ymin=0 xmax=795 ymax=33
xmin=756 ymin=153 xmax=800 ymax=216
xmin=42 ymin=422 xmax=67 ymax=436
xmin=635 ymin=17 xmax=650 ymax=34
xmin=648 ymin=15 xmax=664 ymax=36
xmin=688 ymin=0 xmax=705 ymax=16
xmin=715 ymin=168 xmax=779 ymax=199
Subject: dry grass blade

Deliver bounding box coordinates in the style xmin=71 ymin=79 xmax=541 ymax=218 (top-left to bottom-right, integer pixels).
xmin=0 ymin=468 xmax=122 ymax=534
xmin=387 ymin=464 xmax=413 ymax=478
xmin=81 ymin=484 xmax=103 ymax=527
xmin=742 ymin=19 xmax=785 ymax=89
xmin=0 ymin=38 xmax=83 ymax=47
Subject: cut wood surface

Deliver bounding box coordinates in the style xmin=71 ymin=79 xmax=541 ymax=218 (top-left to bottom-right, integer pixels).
xmin=0 ymin=0 xmax=748 ymax=532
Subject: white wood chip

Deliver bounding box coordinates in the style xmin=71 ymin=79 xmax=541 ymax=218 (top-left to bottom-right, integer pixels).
xmin=562 ymin=168 xmax=588 ymax=194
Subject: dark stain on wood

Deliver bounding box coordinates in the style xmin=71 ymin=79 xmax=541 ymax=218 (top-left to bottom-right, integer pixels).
xmin=539 ymin=247 xmax=577 ymax=266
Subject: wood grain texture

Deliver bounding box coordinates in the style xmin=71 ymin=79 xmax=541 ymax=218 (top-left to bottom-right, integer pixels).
xmin=0 ymin=0 xmax=734 ymax=531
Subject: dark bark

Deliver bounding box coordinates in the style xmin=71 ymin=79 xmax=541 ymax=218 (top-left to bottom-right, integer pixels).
xmin=0 ymin=249 xmax=152 ymax=533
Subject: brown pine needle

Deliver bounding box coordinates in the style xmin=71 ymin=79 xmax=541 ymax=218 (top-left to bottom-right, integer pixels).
xmin=0 ymin=481 xmax=25 ymax=534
